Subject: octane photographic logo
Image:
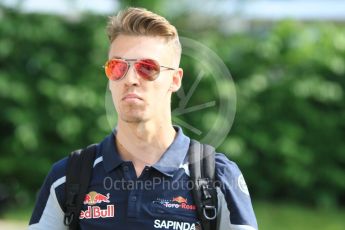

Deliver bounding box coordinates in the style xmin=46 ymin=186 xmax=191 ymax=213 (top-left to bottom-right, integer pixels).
xmin=104 ymin=36 xmax=236 ymax=160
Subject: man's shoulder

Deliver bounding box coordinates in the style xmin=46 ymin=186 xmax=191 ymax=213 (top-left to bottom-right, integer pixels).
xmin=48 ymin=143 xmax=102 ymax=182
xmin=36 ymin=144 xmax=102 ymax=210
xmin=214 ymin=152 xmax=244 ymax=181
xmin=49 ymin=156 xmax=69 ymax=180
xmin=214 ymin=152 xmax=239 ymax=169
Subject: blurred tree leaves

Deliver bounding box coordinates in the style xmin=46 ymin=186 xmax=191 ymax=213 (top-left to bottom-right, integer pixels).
xmin=0 ymin=4 xmax=344 ymax=208
xmin=0 ymin=6 xmax=110 ymax=203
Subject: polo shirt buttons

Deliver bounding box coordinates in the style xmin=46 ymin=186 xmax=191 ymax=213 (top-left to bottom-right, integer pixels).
xmin=123 ymin=165 xmax=129 ymax=171
xmin=128 ymin=195 xmax=139 ymax=218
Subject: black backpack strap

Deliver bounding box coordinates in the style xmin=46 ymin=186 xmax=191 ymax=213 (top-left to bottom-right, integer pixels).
xmin=64 ymin=144 xmax=97 ymax=230
xmin=189 ymin=139 xmax=218 ymax=230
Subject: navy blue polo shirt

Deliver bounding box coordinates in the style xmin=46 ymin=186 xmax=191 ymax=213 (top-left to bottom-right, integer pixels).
xmin=29 ymin=126 xmax=258 ymax=230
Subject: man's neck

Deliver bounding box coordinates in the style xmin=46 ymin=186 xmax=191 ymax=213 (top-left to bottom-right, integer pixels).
xmin=115 ymin=120 xmax=177 ymax=177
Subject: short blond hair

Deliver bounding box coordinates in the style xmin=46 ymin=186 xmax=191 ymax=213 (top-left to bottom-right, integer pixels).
xmin=106 ymin=7 xmax=181 ymax=65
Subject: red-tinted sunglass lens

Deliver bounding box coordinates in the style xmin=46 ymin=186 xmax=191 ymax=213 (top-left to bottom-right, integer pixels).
xmin=105 ymin=59 xmax=128 ymax=81
xmin=134 ymin=59 xmax=160 ymax=81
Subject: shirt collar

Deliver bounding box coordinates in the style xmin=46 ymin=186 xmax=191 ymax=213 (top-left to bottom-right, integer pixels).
xmin=100 ymin=126 xmax=190 ymax=176
xmin=152 ymin=126 xmax=190 ymax=177
xmin=100 ymin=132 xmax=124 ymax=172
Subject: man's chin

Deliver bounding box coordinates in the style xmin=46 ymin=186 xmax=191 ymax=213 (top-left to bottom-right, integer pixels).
xmin=120 ymin=114 xmax=147 ymax=123
xmin=123 ymin=118 xmax=144 ymax=123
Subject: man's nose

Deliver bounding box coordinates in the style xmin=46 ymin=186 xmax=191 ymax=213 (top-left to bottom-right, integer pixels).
xmin=124 ymin=65 xmax=140 ymax=86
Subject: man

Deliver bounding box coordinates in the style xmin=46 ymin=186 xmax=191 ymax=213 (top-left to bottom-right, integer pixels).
xmin=29 ymin=7 xmax=258 ymax=230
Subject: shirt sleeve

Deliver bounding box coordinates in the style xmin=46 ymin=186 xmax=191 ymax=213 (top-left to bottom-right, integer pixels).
xmin=29 ymin=159 xmax=68 ymax=230
xmin=215 ymin=153 xmax=258 ymax=230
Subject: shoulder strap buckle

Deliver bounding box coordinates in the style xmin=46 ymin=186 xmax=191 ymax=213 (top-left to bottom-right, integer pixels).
xmin=203 ymin=205 xmax=217 ymax=220
xmin=64 ymin=212 xmax=75 ymax=226
xmin=201 ymin=183 xmax=212 ymax=200
xmin=188 ymin=139 xmax=218 ymax=230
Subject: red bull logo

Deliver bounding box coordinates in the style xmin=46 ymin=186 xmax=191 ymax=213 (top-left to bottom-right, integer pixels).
xmin=80 ymin=205 xmax=115 ymax=219
xmin=83 ymin=191 xmax=110 ymax=205
xmin=172 ymin=196 xmax=188 ymax=204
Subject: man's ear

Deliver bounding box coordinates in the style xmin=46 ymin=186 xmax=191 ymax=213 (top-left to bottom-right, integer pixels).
xmin=170 ymin=68 xmax=183 ymax=92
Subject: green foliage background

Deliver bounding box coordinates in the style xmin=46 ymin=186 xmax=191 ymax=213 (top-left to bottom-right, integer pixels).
xmin=1 ymin=2 xmax=345 ymax=211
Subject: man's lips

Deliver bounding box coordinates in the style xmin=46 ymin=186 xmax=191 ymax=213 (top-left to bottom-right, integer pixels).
xmin=122 ymin=93 xmax=143 ymax=101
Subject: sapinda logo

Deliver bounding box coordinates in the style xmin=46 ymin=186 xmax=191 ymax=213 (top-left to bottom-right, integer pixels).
xmin=154 ymin=219 xmax=198 ymax=230
xmin=83 ymin=191 xmax=110 ymax=205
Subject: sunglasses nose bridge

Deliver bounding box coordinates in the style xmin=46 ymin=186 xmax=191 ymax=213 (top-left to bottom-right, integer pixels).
xmin=124 ymin=62 xmax=141 ymax=84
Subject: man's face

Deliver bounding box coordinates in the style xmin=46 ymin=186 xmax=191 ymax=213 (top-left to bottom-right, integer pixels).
xmin=108 ymin=35 xmax=182 ymax=123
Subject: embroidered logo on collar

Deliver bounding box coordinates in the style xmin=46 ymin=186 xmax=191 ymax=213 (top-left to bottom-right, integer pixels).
xmin=153 ymin=196 xmax=196 ymax=211
xmin=83 ymin=191 xmax=110 ymax=205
